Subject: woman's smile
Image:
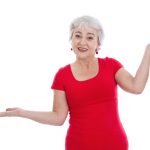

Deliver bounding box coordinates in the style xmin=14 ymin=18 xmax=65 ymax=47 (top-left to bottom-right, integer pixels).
xmin=78 ymin=47 xmax=88 ymax=52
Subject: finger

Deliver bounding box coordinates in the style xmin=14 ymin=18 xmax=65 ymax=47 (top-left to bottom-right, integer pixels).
xmin=0 ymin=112 xmax=7 ymax=117
xmin=6 ymin=107 xmax=18 ymax=111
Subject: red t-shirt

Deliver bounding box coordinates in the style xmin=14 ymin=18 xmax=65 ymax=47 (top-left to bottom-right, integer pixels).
xmin=51 ymin=57 xmax=128 ymax=150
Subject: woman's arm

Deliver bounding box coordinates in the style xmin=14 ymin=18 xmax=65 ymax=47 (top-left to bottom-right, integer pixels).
xmin=0 ymin=90 xmax=69 ymax=126
xmin=115 ymin=44 xmax=150 ymax=94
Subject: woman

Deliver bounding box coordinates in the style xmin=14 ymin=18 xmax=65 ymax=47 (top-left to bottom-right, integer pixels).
xmin=0 ymin=16 xmax=150 ymax=150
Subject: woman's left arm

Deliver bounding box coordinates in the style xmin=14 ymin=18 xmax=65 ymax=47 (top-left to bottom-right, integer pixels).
xmin=115 ymin=44 xmax=150 ymax=94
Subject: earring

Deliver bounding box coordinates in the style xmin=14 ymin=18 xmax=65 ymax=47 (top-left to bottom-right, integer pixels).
xmin=95 ymin=49 xmax=98 ymax=54
xmin=95 ymin=47 xmax=100 ymax=54
xmin=71 ymin=48 xmax=73 ymax=51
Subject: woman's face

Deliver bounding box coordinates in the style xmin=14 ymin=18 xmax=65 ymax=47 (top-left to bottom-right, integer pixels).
xmin=71 ymin=25 xmax=99 ymax=59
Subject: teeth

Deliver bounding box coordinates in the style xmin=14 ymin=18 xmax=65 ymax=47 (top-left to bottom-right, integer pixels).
xmin=78 ymin=47 xmax=88 ymax=51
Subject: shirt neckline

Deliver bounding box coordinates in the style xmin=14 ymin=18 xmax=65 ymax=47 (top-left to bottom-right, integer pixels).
xmin=69 ymin=58 xmax=101 ymax=82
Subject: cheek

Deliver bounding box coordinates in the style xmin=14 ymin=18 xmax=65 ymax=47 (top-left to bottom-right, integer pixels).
xmin=89 ymin=42 xmax=98 ymax=50
xmin=71 ymin=39 xmax=78 ymax=48
xmin=93 ymin=41 xmax=99 ymax=49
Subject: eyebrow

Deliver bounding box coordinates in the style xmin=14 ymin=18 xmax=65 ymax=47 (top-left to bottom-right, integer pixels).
xmin=74 ymin=31 xmax=82 ymax=34
xmin=87 ymin=33 xmax=95 ymax=36
xmin=74 ymin=31 xmax=95 ymax=36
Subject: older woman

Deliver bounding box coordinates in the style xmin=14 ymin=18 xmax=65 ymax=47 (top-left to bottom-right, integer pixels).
xmin=0 ymin=16 xmax=150 ymax=150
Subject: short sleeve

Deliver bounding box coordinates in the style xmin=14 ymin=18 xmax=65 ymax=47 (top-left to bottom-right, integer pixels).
xmin=51 ymin=68 xmax=65 ymax=91
xmin=108 ymin=57 xmax=123 ymax=74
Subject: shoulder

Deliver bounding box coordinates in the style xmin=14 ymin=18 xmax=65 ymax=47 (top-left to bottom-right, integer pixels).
xmin=51 ymin=64 xmax=70 ymax=90
xmin=99 ymin=57 xmax=123 ymax=74
xmin=99 ymin=57 xmax=122 ymax=65
xmin=57 ymin=64 xmax=70 ymax=74
xmin=99 ymin=57 xmax=119 ymax=62
xmin=54 ymin=64 xmax=70 ymax=79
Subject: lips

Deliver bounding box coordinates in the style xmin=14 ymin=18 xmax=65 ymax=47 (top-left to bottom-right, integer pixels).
xmin=78 ymin=47 xmax=88 ymax=52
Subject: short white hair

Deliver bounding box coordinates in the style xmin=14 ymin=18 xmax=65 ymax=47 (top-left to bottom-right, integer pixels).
xmin=69 ymin=15 xmax=104 ymax=45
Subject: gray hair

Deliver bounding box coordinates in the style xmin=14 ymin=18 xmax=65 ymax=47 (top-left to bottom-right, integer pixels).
xmin=69 ymin=15 xmax=104 ymax=45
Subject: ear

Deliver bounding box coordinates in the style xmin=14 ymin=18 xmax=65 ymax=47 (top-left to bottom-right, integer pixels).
xmin=97 ymin=46 xmax=100 ymax=51
xmin=97 ymin=41 xmax=101 ymax=49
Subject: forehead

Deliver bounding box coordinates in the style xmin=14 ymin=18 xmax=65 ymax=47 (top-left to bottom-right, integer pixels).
xmin=73 ymin=25 xmax=98 ymax=35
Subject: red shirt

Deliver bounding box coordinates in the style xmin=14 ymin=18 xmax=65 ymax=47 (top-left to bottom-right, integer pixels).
xmin=51 ymin=57 xmax=128 ymax=150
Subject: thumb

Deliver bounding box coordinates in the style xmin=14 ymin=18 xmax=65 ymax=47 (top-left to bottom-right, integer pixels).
xmin=6 ymin=107 xmax=19 ymax=111
xmin=6 ymin=107 xmax=20 ymax=116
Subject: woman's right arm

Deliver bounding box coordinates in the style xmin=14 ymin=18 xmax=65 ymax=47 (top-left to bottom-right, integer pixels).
xmin=0 ymin=90 xmax=69 ymax=126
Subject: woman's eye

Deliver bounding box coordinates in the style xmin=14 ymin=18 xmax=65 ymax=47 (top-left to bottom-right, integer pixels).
xmin=87 ymin=36 xmax=94 ymax=40
xmin=75 ymin=34 xmax=81 ymax=38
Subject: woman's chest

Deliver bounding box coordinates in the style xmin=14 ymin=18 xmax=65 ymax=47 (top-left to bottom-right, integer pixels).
xmin=64 ymin=70 xmax=117 ymax=108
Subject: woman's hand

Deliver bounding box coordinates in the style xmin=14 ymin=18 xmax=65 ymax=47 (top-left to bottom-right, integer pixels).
xmin=0 ymin=107 xmax=23 ymax=117
xmin=145 ymin=44 xmax=150 ymax=56
xmin=146 ymin=43 xmax=150 ymax=50
xmin=0 ymin=90 xmax=68 ymax=126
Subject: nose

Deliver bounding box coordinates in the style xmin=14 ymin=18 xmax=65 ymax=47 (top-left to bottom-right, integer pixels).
xmin=79 ymin=37 xmax=86 ymax=45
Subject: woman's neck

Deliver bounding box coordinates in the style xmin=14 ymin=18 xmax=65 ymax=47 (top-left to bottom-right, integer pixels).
xmin=75 ymin=57 xmax=98 ymax=69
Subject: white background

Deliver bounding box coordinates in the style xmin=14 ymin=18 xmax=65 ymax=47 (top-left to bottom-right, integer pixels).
xmin=0 ymin=0 xmax=150 ymax=149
